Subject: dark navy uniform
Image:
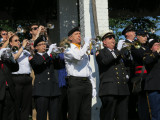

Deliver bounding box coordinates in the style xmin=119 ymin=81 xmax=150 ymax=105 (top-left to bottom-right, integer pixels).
xmin=131 ymin=43 xmax=149 ymax=85
xmin=143 ymin=48 xmax=160 ymax=120
xmin=96 ymin=47 xmax=130 ymax=120
xmin=119 ymin=24 xmax=138 ymax=119
xmin=131 ymin=43 xmax=150 ymax=120
xmin=0 ymin=59 xmax=19 ymax=120
xmin=30 ymin=53 xmax=61 ymax=120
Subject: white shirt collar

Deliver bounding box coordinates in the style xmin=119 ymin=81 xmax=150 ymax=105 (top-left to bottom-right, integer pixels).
xmin=107 ymin=48 xmax=114 ymax=52
xmin=71 ymin=43 xmax=80 ymax=50
xmin=127 ymin=39 xmax=134 ymax=43
xmin=37 ymin=52 xmax=44 ymax=56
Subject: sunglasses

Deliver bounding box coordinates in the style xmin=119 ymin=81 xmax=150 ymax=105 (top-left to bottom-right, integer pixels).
xmin=107 ymin=36 xmax=115 ymax=39
xmin=31 ymin=27 xmax=38 ymax=31
xmin=37 ymin=43 xmax=47 ymax=46
xmin=14 ymin=39 xmax=20 ymax=42
xmin=1 ymin=33 xmax=8 ymax=36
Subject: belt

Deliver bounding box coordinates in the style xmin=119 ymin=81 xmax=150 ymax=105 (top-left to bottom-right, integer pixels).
xmin=12 ymin=74 xmax=30 ymax=76
xmin=68 ymin=76 xmax=88 ymax=81
xmin=135 ymin=66 xmax=147 ymax=74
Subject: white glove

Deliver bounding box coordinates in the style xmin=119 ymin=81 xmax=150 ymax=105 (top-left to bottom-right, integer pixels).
xmin=47 ymin=43 xmax=57 ymax=55
xmin=84 ymin=37 xmax=91 ymax=45
xmin=92 ymin=88 xmax=97 ymax=98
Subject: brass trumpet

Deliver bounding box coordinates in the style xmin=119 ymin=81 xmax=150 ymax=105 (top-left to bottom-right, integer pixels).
xmin=134 ymin=41 xmax=141 ymax=49
xmin=122 ymin=40 xmax=141 ymax=50
xmin=87 ymin=38 xmax=101 ymax=55
xmin=46 ymin=43 xmax=70 ymax=54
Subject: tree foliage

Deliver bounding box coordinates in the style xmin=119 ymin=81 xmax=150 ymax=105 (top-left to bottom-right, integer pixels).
xmin=109 ymin=16 xmax=160 ymax=42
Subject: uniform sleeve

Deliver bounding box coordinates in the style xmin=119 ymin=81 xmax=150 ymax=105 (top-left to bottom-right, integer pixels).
xmin=29 ymin=53 xmax=49 ymax=69
xmin=96 ymin=50 xmax=116 ymax=66
xmin=64 ymin=42 xmax=89 ymax=62
xmin=143 ymin=51 xmax=159 ymax=65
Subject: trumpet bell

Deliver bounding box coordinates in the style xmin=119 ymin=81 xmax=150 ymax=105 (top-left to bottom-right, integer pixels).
xmin=12 ymin=46 xmax=19 ymax=52
xmin=134 ymin=41 xmax=141 ymax=49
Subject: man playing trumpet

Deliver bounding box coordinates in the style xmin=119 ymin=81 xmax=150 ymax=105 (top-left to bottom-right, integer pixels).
xmin=130 ymin=29 xmax=150 ymax=120
xmin=143 ymin=39 xmax=160 ymax=120
xmin=64 ymin=27 xmax=96 ymax=120
xmin=96 ymin=32 xmax=130 ymax=120
xmin=29 ymin=35 xmax=61 ymax=120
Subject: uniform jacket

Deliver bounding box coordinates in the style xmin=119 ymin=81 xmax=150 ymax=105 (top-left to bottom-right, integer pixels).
xmin=131 ymin=43 xmax=149 ymax=66
xmin=0 ymin=60 xmax=19 ymax=100
xmin=120 ymin=39 xmax=135 ymax=78
xmin=30 ymin=53 xmax=61 ymax=97
xmin=143 ymin=51 xmax=160 ymax=90
xmin=96 ymin=47 xmax=130 ymax=96
xmin=131 ymin=44 xmax=149 ymax=74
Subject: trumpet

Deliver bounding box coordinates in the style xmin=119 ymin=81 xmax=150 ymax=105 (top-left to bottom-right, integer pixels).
xmin=0 ymin=48 xmax=15 ymax=63
xmin=122 ymin=40 xmax=141 ymax=50
xmin=45 ymin=45 xmax=70 ymax=54
xmin=51 ymin=47 xmax=64 ymax=54
xmin=87 ymin=38 xmax=101 ymax=55
xmin=25 ymin=40 xmax=34 ymax=50
xmin=39 ymin=24 xmax=54 ymax=36
xmin=134 ymin=41 xmax=141 ymax=49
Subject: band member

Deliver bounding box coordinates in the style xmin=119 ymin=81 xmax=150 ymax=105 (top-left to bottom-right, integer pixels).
xmin=96 ymin=32 xmax=130 ymax=120
xmin=29 ymin=36 xmax=61 ymax=120
xmin=1 ymin=31 xmax=15 ymax=49
xmin=117 ymin=24 xmax=136 ymax=50
xmin=64 ymin=27 xmax=96 ymax=120
xmin=143 ymin=39 xmax=160 ymax=120
xmin=118 ymin=24 xmax=136 ymax=77
xmin=29 ymin=24 xmax=45 ymax=41
xmin=0 ymin=48 xmax=19 ymax=120
xmin=131 ymin=29 xmax=150 ymax=120
xmin=0 ymin=30 xmax=8 ymax=43
xmin=9 ymin=35 xmax=32 ymax=120
xmin=118 ymin=24 xmax=137 ymax=119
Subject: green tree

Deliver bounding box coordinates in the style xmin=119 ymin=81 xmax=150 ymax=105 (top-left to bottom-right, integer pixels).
xmin=109 ymin=16 xmax=160 ymax=42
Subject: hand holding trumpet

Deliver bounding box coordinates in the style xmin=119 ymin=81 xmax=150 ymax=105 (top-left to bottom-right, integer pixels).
xmin=84 ymin=37 xmax=101 ymax=55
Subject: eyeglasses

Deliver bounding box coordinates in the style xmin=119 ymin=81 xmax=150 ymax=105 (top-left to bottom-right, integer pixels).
xmin=14 ymin=39 xmax=20 ymax=42
xmin=1 ymin=33 xmax=8 ymax=36
xmin=31 ymin=27 xmax=38 ymax=31
xmin=37 ymin=43 xmax=47 ymax=46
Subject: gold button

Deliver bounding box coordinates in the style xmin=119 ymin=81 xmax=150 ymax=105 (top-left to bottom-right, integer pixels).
xmin=48 ymin=78 xmax=50 ymax=80
xmin=116 ymin=72 xmax=118 ymax=74
xmin=48 ymin=72 xmax=50 ymax=75
xmin=115 ymin=68 xmax=117 ymax=70
xmin=117 ymin=77 xmax=119 ymax=79
xmin=123 ymin=73 xmax=125 ymax=74
xmin=117 ymin=82 xmax=120 ymax=84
